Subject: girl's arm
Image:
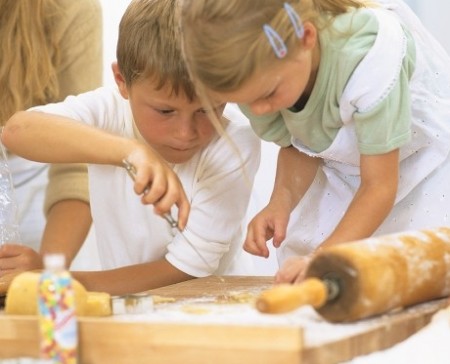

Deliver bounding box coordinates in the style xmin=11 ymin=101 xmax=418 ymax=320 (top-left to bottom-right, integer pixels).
xmin=73 ymin=259 xmax=194 ymax=295
xmin=271 ymin=146 xmax=321 ymax=217
xmin=1 ymin=111 xmax=190 ymax=227
xmin=244 ymin=146 xmax=321 ymax=257
xmin=321 ymin=149 xmax=399 ymax=247
xmin=276 ymin=149 xmax=399 ymax=283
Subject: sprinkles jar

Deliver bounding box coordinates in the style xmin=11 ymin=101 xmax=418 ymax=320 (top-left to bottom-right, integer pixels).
xmin=38 ymin=254 xmax=78 ymax=364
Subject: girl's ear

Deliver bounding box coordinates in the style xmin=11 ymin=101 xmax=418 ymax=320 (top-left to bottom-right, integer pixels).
xmin=111 ymin=62 xmax=129 ymax=99
xmin=301 ymin=21 xmax=318 ymax=50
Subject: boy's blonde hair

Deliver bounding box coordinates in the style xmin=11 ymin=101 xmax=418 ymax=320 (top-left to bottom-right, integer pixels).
xmin=180 ymin=0 xmax=368 ymax=94
xmin=117 ymin=0 xmax=196 ymax=100
xmin=0 ymin=0 xmax=61 ymax=125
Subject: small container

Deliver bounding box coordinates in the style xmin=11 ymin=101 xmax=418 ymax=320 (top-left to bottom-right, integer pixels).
xmin=0 ymin=140 xmax=20 ymax=245
xmin=38 ymin=254 xmax=78 ymax=363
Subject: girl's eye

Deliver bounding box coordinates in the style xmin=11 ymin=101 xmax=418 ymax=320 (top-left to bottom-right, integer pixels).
xmin=264 ymin=90 xmax=276 ymax=100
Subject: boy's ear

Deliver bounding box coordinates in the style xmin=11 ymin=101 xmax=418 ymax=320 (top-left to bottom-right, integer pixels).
xmin=111 ymin=62 xmax=129 ymax=99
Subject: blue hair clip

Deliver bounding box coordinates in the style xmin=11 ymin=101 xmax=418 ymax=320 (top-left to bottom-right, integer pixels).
xmin=284 ymin=2 xmax=304 ymax=38
xmin=263 ymin=24 xmax=287 ymax=58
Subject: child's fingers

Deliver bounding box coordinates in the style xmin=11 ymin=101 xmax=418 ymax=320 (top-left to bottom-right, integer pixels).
xmin=276 ymin=256 xmax=312 ymax=284
xmin=148 ymin=172 xmax=190 ymax=228
xmin=244 ymin=227 xmax=270 ymax=258
xmin=140 ymin=172 xmax=168 ymax=205
xmin=275 ymin=257 xmax=305 ymax=284
xmin=175 ymin=196 xmax=190 ymax=230
xmin=272 ymin=219 xmax=287 ymax=248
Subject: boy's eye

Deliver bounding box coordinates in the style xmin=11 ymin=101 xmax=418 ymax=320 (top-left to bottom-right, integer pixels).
xmin=157 ymin=109 xmax=174 ymax=115
xmin=197 ymin=104 xmax=224 ymax=114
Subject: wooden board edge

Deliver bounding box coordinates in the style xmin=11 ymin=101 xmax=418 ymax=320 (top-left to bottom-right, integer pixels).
xmin=0 ymin=315 xmax=303 ymax=364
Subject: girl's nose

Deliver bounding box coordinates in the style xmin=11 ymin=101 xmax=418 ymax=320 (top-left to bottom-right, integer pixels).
xmin=250 ymin=101 xmax=271 ymax=115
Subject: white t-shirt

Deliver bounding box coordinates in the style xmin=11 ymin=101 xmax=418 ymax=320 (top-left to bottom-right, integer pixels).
xmin=33 ymin=87 xmax=261 ymax=277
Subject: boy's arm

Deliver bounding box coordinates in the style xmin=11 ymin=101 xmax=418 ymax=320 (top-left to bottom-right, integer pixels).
xmin=2 ymin=111 xmax=190 ymax=227
xmin=2 ymin=111 xmax=140 ymax=165
xmin=321 ymin=149 xmax=399 ymax=248
xmin=73 ymin=259 xmax=194 ymax=295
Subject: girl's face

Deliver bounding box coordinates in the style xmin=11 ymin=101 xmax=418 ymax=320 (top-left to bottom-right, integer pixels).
xmin=114 ymin=64 xmax=222 ymax=164
xmin=214 ymin=46 xmax=319 ymax=115
xmin=211 ymin=22 xmax=319 ymax=115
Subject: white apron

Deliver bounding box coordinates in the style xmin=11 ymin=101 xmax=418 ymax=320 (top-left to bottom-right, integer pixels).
xmin=278 ymin=1 xmax=450 ymax=263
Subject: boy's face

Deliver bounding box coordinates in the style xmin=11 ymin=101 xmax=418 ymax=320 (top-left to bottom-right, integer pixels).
xmin=114 ymin=65 xmax=223 ymax=164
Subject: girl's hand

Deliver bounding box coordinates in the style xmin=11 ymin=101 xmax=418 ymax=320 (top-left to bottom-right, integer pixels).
xmin=275 ymin=255 xmax=313 ymax=284
xmin=125 ymin=146 xmax=190 ymax=229
xmin=0 ymin=244 xmax=43 ymax=277
xmin=244 ymin=202 xmax=290 ymax=258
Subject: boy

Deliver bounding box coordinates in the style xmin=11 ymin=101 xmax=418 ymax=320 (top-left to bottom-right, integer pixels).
xmin=1 ymin=0 xmax=261 ymax=295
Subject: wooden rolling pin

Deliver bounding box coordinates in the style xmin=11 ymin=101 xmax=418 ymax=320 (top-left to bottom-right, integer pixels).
xmin=256 ymin=227 xmax=450 ymax=322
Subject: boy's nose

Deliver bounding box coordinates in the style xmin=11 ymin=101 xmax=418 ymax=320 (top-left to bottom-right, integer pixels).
xmin=176 ymin=118 xmax=196 ymax=140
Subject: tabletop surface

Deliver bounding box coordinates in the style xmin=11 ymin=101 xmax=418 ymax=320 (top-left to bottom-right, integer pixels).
xmin=1 ymin=275 xmax=448 ymax=364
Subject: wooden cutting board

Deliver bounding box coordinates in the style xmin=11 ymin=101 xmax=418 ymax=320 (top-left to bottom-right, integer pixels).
xmin=0 ymin=276 xmax=448 ymax=364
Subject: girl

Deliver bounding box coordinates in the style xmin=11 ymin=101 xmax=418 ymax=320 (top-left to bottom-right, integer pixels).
xmin=179 ymin=0 xmax=450 ymax=282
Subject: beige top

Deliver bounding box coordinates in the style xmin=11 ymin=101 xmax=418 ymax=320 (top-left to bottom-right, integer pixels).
xmin=43 ymin=0 xmax=103 ymax=214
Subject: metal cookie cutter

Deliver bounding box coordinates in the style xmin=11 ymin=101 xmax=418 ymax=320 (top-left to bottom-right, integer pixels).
xmin=112 ymin=293 xmax=154 ymax=315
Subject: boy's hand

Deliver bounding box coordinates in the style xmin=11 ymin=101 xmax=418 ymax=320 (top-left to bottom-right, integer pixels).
xmin=125 ymin=147 xmax=190 ymax=229
xmin=244 ymin=202 xmax=290 ymax=258
xmin=0 ymin=244 xmax=43 ymax=277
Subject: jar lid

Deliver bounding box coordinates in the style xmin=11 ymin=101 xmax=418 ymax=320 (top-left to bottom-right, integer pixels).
xmin=43 ymin=253 xmax=66 ymax=270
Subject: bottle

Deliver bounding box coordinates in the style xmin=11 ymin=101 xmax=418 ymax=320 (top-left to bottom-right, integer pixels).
xmin=0 ymin=139 xmax=21 ymax=245
xmin=38 ymin=254 xmax=78 ymax=364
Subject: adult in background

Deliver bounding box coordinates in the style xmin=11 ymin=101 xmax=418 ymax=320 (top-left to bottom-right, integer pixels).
xmin=0 ymin=0 xmax=102 ymax=272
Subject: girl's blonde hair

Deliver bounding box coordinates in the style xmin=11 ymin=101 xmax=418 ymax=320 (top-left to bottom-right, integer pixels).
xmin=179 ymin=0 xmax=371 ymax=136
xmin=180 ymin=0 xmax=369 ymax=94
xmin=0 ymin=0 xmax=62 ymax=125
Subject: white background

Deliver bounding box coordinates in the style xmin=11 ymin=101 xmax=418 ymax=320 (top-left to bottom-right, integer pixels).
xmin=99 ymin=0 xmax=450 ymax=86
xmin=95 ymin=0 xmax=450 ymax=275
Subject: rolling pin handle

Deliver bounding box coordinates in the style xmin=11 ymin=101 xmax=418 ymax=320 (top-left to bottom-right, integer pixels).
xmin=256 ymin=278 xmax=329 ymax=314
